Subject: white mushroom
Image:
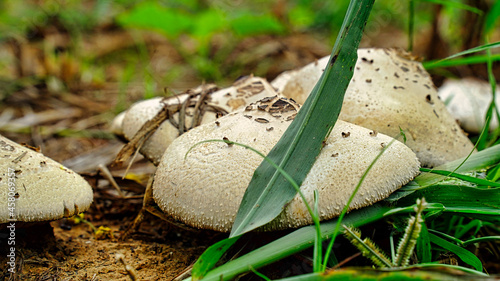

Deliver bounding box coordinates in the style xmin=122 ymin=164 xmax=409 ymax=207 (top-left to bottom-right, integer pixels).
xmin=0 ymin=135 xmax=93 ymax=224
xmin=272 ymin=48 xmax=474 ymax=167
xmin=438 ymin=77 xmax=499 ymax=133
xmin=117 ymin=76 xmax=279 ymax=165
xmin=109 ymin=111 xmax=126 ymax=138
xmin=153 ymin=96 xmax=420 ymax=232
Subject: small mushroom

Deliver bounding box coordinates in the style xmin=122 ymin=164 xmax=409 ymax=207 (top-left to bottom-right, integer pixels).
xmin=272 ymin=48 xmax=474 ymax=167
xmin=115 ymin=76 xmax=279 ymax=165
xmin=438 ymin=77 xmax=499 ymax=133
xmin=152 ymin=97 xmax=420 ymax=232
xmin=109 ymin=111 xmax=126 ymax=139
xmin=0 ymin=135 xmax=93 ymax=224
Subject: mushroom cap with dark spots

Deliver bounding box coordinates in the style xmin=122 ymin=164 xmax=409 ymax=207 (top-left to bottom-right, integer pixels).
xmin=272 ymin=48 xmax=474 ymax=167
xmin=0 ymin=135 xmax=93 ymax=224
xmin=152 ymin=97 xmax=420 ymax=232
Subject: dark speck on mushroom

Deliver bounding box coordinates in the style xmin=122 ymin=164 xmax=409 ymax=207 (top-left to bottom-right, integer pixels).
xmin=426 ymin=94 xmax=434 ymax=104
xmin=394 ymin=72 xmax=400 ymax=78
xmin=361 ymin=57 xmax=374 ymax=64
xmin=400 ymin=66 xmax=409 ymax=72
xmin=342 ymin=132 xmax=350 ymax=138
xmin=366 ymin=79 xmax=372 ymax=83
xmin=255 ymin=118 xmax=269 ymax=123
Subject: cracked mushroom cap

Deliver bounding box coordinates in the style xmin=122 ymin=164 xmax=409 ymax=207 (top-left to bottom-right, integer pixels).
xmin=272 ymin=48 xmax=474 ymax=167
xmin=438 ymin=77 xmax=499 ymax=133
xmin=0 ymin=135 xmax=93 ymax=224
xmin=119 ymin=76 xmax=278 ymax=165
xmin=153 ymin=96 xmax=420 ymax=232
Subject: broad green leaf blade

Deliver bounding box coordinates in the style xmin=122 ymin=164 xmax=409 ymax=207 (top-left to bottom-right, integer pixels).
xmin=187 ymin=204 xmax=391 ymax=281
xmin=191 ymin=236 xmax=240 ymax=281
xmin=416 ymin=223 xmax=432 ymax=263
xmin=230 ymin=0 xmax=375 ymax=238
xmin=394 ymin=185 xmax=500 ymax=223
xmin=428 ymin=233 xmax=483 ymax=271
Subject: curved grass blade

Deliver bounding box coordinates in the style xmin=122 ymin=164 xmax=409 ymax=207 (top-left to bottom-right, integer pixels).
xmin=185 ymin=204 xmax=390 ymax=281
xmin=423 ymin=54 xmax=500 ymax=69
xmin=428 ymin=233 xmax=483 ymax=271
xmin=423 ymin=41 xmax=500 ymax=69
xmin=230 ymin=0 xmax=375 ymax=237
xmin=191 ymin=236 xmax=240 ymax=281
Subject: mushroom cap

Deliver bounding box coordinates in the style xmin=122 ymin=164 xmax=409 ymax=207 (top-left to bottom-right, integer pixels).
xmin=153 ymin=96 xmax=420 ymax=232
xmin=272 ymin=48 xmax=474 ymax=167
xmin=0 ymin=135 xmax=93 ymax=224
xmin=438 ymin=77 xmax=499 ymax=133
xmin=122 ymin=96 xmax=191 ymax=165
xmin=120 ymin=76 xmax=278 ymax=165
xmin=110 ymin=111 xmax=126 ymax=138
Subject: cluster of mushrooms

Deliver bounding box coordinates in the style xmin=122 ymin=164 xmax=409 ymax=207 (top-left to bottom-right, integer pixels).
xmin=111 ymin=48 xmax=475 ymax=232
xmin=0 ymin=48 xmax=483 ymax=232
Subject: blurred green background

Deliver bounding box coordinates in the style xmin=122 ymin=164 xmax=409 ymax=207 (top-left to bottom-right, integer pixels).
xmin=0 ymin=0 xmax=499 ymax=110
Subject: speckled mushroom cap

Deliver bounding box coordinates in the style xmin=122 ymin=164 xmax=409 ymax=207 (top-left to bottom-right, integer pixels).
xmin=153 ymin=96 xmax=420 ymax=232
xmin=0 ymin=135 xmax=93 ymax=224
xmin=119 ymin=76 xmax=278 ymax=165
xmin=272 ymin=48 xmax=474 ymax=167
xmin=438 ymin=77 xmax=499 ymax=133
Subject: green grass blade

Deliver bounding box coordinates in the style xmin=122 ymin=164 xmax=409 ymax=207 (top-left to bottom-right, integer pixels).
xmin=408 ymin=0 xmax=415 ymax=51
xmin=428 ymin=233 xmax=483 ymax=271
xmin=191 ymin=236 xmax=240 ymax=281
xmin=186 ymin=204 xmax=391 ymax=281
xmin=416 ymin=223 xmax=432 ymax=263
xmin=419 ymin=168 xmax=500 ymax=187
xmin=423 ymin=41 xmax=500 ymax=69
xmin=413 ymin=144 xmax=500 ymax=187
xmin=229 ymin=0 xmax=375 ymax=237
xmin=394 ymin=185 xmax=500 ymax=224
xmin=485 ymin=0 xmax=500 ymax=35
xmin=423 ymin=54 xmax=500 ymax=69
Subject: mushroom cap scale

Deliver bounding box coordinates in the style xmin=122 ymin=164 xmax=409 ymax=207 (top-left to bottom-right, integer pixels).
xmin=0 ymin=135 xmax=93 ymax=224
xmin=273 ymin=48 xmax=474 ymax=167
xmin=153 ymin=97 xmax=420 ymax=232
